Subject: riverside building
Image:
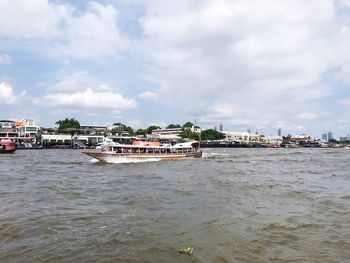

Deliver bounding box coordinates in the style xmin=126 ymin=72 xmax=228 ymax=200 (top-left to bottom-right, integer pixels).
xmin=16 ymin=119 xmax=40 ymax=137
xmin=152 ymin=128 xmax=182 ymax=141
xmin=0 ymin=120 xmax=18 ymax=137
xmin=223 ymin=131 xmax=283 ymax=145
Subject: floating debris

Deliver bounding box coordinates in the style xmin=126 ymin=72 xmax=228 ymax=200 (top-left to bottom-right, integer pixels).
xmin=179 ymin=247 xmax=193 ymax=255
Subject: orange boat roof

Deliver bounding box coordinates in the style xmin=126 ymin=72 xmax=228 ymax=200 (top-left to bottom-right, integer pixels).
xmin=133 ymin=140 xmax=160 ymax=146
xmin=16 ymin=121 xmax=24 ymax=126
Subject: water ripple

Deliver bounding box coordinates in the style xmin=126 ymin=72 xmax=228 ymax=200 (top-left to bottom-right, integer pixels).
xmin=0 ymin=148 xmax=349 ymax=262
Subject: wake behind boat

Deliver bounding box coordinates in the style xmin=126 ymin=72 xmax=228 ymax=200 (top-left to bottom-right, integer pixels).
xmin=81 ymin=141 xmax=202 ymax=163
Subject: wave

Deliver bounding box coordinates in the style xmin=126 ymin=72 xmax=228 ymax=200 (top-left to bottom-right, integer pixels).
xmin=91 ymin=157 xmax=162 ymax=164
xmin=202 ymin=152 xmax=246 ymax=160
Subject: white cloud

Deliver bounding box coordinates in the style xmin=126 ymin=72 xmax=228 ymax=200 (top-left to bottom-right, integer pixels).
xmin=338 ymin=98 xmax=350 ymax=106
xmin=0 ymin=1 xmax=128 ymax=60
xmin=49 ymin=71 xmax=110 ymax=92
xmin=294 ymin=112 xmax=318 ymax=120
xmin=138 ymin=91 xmax=158 ymax=100
xmin=138 ymin=0 xmax=350 ymax=132
xmin=337 ymin=0 xmax=350 ymax=7
xmin=0 ymin=82 xmax=26 ymax=104
xmin=51 ymin=2 xmax=128 ymax=60
xmin=0 ymin=0 xmax=68 ymax=38
xmin=0 ymin=55 xmax=12 ymax=65
xmin=335 ymin=64 xmax=350 ymax=84
xmin=34 ymin=88 xmax=136 ymax=112
xmin=2 ymin=0 xmax=350 ymax=136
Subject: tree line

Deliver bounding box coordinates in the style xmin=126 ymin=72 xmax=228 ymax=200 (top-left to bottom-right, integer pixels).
xmin=55 ymin=118 xmax=224 ymax=140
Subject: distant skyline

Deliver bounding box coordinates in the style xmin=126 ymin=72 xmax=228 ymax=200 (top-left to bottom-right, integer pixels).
xmin=1 ymin=0 xmax=350 ymax=138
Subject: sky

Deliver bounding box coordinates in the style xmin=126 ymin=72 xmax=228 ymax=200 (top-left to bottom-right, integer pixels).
xmin=1 ymin=0 xmax=350 ymax=138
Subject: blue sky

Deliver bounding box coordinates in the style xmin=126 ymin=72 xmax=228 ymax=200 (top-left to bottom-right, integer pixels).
xmin=1 ymin=0 xmax=350 ymax=138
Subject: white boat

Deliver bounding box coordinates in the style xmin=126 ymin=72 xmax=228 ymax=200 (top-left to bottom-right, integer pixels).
xmin=95 ymin=137 xmax=121 ymax=150
xmin=82 ymin=141 xmax=202 ymax=163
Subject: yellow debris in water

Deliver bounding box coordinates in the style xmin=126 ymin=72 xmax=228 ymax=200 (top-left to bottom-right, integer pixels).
xmin=179 ymin=247 xmax=194 ymax=255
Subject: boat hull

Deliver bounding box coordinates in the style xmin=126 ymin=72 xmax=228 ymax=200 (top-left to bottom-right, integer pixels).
xmin=0 ymin=149 xmax=16 ymax=153
xmin=82 ymin=151 xmax=202 ymax=163
xmin=0 ymin=145 xmax=16 ymax=153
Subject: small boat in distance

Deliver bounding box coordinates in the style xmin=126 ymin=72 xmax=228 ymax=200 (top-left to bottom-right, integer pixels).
xmin=0 ymin=138 xmax=16 ymax=153
xmin=82 ymin=141 xmax=202 ymax=163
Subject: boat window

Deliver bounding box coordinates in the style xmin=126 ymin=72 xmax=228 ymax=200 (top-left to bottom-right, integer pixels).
xmin=115 ymin=147 xmax=122 ymax=153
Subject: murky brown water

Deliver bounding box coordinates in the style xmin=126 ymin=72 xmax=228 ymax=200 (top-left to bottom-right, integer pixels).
xmin=0 ymin=148 xmax=349 ymax=262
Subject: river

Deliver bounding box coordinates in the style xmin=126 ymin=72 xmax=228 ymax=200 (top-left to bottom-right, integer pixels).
xmin=0 ymin=148 xmax=349 ymax=262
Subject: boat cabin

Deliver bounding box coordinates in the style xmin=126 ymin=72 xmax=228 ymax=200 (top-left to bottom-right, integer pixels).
xmin=101 ymin=144 xmax=196 ymax=155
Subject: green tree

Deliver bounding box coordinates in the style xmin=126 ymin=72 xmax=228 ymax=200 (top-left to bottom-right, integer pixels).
xmin=201 ymin=129 xmax=225 ymax=140
xmin=182 ymin=122 xmax=194 ymax=128
xmin=180 ymin=129 xmax=200 ymax=140
xmin=135 ymin=129 xmax=147 ymax=135
xmin=112 ymin=123 xmax=134 ymax=135
xmin=146 ymin=125 xmax=161 ymax=134
xmin=166 ymin=124 xmax=182 ymax=129
xmin=56 ymin=118 xmax=81 ymax=133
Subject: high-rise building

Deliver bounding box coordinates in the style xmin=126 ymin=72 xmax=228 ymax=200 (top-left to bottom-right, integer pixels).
xmin=328 ymin=131 xmax=333 ymax=141
xmin=219 ymin=124 xmax=223 ymax=132
xmin=339 ymin=134 xmax=350 ymax=141
xmin=322 ymin=133 xmax=328 ymax=141
xmin=247 ymin=128 xmax=251 ymax=133
xmin=278 ymin=128 xmax=282 ymax=136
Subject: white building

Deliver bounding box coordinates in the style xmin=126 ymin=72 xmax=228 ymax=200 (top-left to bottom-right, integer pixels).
xmin=224 ymin=131 xmax=263 ymax=143
xmin=0 ymin=120 xmax=18 ymax=137
xmin=263 ymin=136 xmax=283 ymax=145
xmin=41 ymin=134 xmax=105 ymax=145
xmin=81 ymin=124 xmax=108 ymax=131
xmin=224 ymin=131 xmax=282 ymax=145
xmin=151 ymin=128 xmax=182 ymax=140
xmin=17 ymin=119 xmax=40 ymax=137
xmin=190 ymin=126 xmax=202 ymax=133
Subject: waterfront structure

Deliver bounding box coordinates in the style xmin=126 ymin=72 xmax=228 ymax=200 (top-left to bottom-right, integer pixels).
xmin=152 ymin=127 xmax=182 ymax=140
xmin=41 ymin=134 xmax=105 ymax=147
xmin=219 ymin=131 xmax=283 ymax=146
xmin=224 ymin=131 xmax=263 ymax=143
xmin=264 ymin=136 xmax=283 ymax=145
xmin=81 ymin=124 xmax=108 ymax=133
xmin=41 ymin=134 xmax=73 ymax=146
xmin=40 ymin=134 xmax=136 ymax=148
xmin=81 ymin=124 xmax=108 ymax=130
xmin=17 ymin=119 xmax=40 ymax=137
xmin=82 ymin=141 xmax=202 ymax=163
xmin=290 ymin=134 xmax=312 ymax=142
xmin=0 ymin=120 xmax=18 ymax=137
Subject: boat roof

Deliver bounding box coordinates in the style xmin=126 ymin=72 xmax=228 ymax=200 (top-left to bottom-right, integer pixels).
xmin=0 ymin=120 xmax=15 ymax=123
